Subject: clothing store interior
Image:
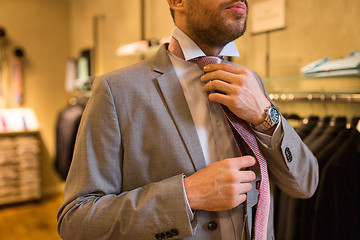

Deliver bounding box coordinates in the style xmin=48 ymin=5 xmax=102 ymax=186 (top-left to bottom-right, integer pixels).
xmin=0 ymin=0 xmax=359 ymax=239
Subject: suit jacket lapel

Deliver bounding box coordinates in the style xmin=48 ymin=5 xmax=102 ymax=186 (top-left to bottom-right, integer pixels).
xmin=151 ymin=44 xmax=206 ymax=171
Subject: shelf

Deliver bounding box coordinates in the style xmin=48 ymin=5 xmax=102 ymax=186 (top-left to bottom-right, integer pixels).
xmin=0 ymin=131 xmax=40 ymax=136
xmin=269 ymin=92 xmax=360 ymax=103
xmin=0 ymin=132 xmax=42 ymax=206
xmin=264 ymin=75 xmax=360 ymax=82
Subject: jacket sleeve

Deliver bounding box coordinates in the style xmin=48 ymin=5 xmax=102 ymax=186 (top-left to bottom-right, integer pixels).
xmin=57 ymin=77 xmax=195 ymax=239
xmin=252 ymin=71 xmax=319 ymax=199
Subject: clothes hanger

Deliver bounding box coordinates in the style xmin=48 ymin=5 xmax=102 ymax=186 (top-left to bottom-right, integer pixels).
xmin=350 ymin=116 xmax=360 ymax=131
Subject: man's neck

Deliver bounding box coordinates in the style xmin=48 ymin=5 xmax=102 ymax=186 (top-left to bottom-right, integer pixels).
xmin=183 ymin=30 xmax=223 ymax=56
xmin=175 ymin=23 xmax=224 ymax=56
xmin=193 ymin=39 xmax=223 ymax=56
xmin=172 ymin=24 xmax=240 ymax=60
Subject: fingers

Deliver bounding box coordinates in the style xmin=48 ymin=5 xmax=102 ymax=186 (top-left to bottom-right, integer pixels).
xmin=201 ymin=63 xmax=250 ymax=96
xmin=234 ymin=183 xmax=253 ymax=198
xmin=222 ymin=156 xmax=257 ymax=184
xmin=241 ymin=156 xmax=257 ymax=169
xmin=202 ymin=80 xmax=232 ymax=94
xmin=201 ymin=68 xmax=239 ymax=85
xmin=201 ymin=63 xmax=250 ymax=83
xmin=240 ymin=170 xmax=257 ymax=183
xmin=223 ymin=155 xmax=256 ymax=170
xmin=203 ymin=62 xmax=249 ymax=75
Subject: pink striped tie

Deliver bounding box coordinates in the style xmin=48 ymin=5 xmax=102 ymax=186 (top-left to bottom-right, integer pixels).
xmin=195 ymin=56 xmax=270 ymax=240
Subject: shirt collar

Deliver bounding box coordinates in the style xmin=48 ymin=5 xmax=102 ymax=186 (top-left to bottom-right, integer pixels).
xmin=172 ymin=25 xmax=240 ymax=61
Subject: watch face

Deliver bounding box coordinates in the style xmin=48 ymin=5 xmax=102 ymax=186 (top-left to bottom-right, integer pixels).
xmin=269 ymin=108 xmax=280 ymax=123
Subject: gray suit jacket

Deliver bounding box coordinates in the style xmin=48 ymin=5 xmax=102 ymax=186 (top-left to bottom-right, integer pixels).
xmin=57 ymin=45 xmax=318 ymax=240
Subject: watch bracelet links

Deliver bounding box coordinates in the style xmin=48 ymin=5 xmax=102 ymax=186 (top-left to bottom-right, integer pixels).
xmin=252 ymin=105 xmax=277 ymax=132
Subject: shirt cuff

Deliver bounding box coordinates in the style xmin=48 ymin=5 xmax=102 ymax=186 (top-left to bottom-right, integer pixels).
xmin=182 ymin=174 xmax=195 ymax=221
xmin=253 ymin=117 xmax=283 ymax=148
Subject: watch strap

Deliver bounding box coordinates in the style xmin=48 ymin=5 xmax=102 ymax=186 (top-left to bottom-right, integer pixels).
xmin=253 ymin=106 xmax=279 ymax=132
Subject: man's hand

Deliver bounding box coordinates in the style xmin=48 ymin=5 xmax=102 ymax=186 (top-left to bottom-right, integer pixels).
xmin=184 ymin=156 xmax=256 ymax=211
xmin=201 ymin=63 xmax=271 ymax=126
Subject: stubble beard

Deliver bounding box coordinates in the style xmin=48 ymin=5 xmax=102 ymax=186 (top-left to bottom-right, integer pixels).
xmin=186 ymin=2 xmax=248 ymax=49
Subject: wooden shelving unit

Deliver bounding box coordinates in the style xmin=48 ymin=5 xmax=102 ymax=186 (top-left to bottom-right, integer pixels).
xmin=0 ymin=131 xmax=42 ymax=205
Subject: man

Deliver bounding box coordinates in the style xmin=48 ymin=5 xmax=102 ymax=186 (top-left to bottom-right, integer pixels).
xmin=57 ymin=0 xmax=318 ymax=239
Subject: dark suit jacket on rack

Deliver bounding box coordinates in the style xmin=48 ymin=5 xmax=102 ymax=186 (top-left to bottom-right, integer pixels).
xmin=57 ymin=45 xmax=318 ymax=239
xmin=55 ymin=104 xmax=84 ymax=180
xmin=298 ymin=127 xmax=351 ymax=239
xmin=313 ymin=128 xmax=360 ymax=240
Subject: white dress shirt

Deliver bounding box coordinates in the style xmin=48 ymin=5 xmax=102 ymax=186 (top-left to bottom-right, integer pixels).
xmin=168 ymin=25 xmax=282 ymax=240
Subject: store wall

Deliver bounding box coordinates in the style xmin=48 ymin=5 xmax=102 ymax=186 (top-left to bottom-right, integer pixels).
xmin=68 ymin=0 xmax=173 ymax=75
xmin=0 ymin=0 xmax=71 ymax=195
xmin=67 ymin=0 xmax=360 ymax=79
xmin=238 ymin=0 xmax=360 ymax=78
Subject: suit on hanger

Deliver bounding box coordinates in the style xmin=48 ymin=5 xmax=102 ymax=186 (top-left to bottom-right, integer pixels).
xmin=55 ymin=104 xmax=84 ymax=180
xmin=313 ymin=128 xmax=360 ymax=240
xmin=306 ymin=117 xmax=347 ymax=155
xmin=57 ymin=45 xmax=318 ymax=240
xmin=295 ymin=116 xmax=319 ymax=140
xmin=299 ymin=128 xmax=352 ymax=239
xmin=303 ymin=116 xmax=332 ymax=146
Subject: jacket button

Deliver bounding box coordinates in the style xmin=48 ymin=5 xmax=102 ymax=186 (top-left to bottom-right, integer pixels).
xmin=155 ymin=232 xmax=166 ymax=239
xmin=170 ymin=228 xmax=179 ymax=236
xmin=285 ymin=147 xmax=293 ymax=162
xmin=166 ymin=231 xmax=174 ymax=238
xmin=207 ymin=221 xmax=218 ymax=231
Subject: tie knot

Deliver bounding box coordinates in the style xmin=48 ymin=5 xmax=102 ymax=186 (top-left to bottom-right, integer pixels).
xmin=191 ymin=56 xmax=224 ymax=69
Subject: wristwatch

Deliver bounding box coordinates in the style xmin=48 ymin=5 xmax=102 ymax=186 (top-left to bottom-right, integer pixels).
xmin=253 ymin=106 xmax=280 ymax=132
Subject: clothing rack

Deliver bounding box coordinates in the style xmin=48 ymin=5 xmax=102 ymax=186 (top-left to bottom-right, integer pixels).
xmin=269 ymin=92 xmax=360 ymax=103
